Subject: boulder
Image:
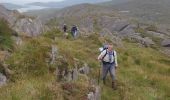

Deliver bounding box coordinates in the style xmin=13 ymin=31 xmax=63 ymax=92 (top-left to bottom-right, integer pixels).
xmin=143 ymin=37 xmax=155 ymax=47
xmin=161 ymin=39 xmax=170 ymax=47
xmin=0 ymin=73 xmax=7 ymax=87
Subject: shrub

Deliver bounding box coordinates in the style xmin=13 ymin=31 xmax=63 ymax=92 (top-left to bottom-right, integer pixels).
xmin=7 ymin=38 xmax=50 ymax=76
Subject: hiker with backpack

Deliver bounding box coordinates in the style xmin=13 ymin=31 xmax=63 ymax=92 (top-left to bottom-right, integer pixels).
xmin=98 ymin=44 xmax=118 ymax=90
xmin=62 ymin=24 xmax=69 ymax=39
xmin=71 ymin=25 xmax=78 ymax=39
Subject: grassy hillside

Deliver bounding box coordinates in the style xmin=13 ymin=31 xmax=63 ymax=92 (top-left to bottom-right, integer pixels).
xmin=0 ymin=28 xmax=169 ymax=100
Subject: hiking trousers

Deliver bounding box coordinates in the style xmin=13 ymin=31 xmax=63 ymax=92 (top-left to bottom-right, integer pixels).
xmin=102 ymin=62 xmax=116 ymax=81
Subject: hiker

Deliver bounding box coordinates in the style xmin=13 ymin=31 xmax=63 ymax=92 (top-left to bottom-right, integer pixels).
xmin=63 ymin=24 xmax=69 ymax=39
xmin=63 ymin=24 xmax=67 ymax=33
xmin=98 ymin=44 xmax=118 ymax=90
xmin=71 ymin=25 xmax=78 ymax=39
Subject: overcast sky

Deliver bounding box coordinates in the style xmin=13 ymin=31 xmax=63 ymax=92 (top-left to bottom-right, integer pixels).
xmin=0 ymin=0 xmax=65 ymax=4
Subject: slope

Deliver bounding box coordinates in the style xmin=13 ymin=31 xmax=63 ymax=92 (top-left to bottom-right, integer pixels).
xmin=0 ymin=28 xmax=170 ymax=99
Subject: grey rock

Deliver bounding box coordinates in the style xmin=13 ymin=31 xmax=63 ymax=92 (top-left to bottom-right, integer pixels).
xmin=100 ymin=28 xmax=124 ymax=48
xmin=160 ymin=48 xmax=170 ymax=56
xmin=79 ymin=63 xmax=90 ymax=75
xmin=50 ymin=45 xmax=58 ymax=65
xmin=14 ymin=18 xmax=43 ymax=37
xmin=143 ymin=37 xmax=155 ymax=47
xmin=129 ymin=34 xmax=155 ymax=47
xmin=94 ymin=86 xmax=101 ymax=100
xmin=87 ymin=86 xmax=101 ymax=100
xmin=72 ymin=68 xmax=78 ymax=81
xmin=161 ymin=39 xmax=170 ymax=47
xmin=0 ymin=5 xmax=43 ymax=37
xmin=147 ymin=31 xmax=166 ymax=39
xmin=0 ymin=73 xmax=7 ymax=87
xmin=88 ymin=92 xmax=95 ymax=100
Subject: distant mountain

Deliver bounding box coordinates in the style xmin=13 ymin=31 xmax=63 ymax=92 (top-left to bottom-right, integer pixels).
xmin=28 ymin=0 xmax=111 ymax=8
xmin=103 ymin=0 xmax=170 ymax=25
xmin=0 ymin=3 xmax=23 ymax=10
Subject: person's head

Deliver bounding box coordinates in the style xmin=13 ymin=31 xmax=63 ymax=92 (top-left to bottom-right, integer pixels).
xmin=108 ymin=45 xmax=113 ymax=52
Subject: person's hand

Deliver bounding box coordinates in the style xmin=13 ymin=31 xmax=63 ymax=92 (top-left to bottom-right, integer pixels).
xmin=115 ymin=66 xmax=118 ymax=69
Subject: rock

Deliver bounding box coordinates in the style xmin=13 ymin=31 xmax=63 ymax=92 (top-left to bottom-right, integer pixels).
xmin=14 ymin=18 xmax=43 ymax=37
xmin=12 ymin=36 xmax=23 ymax=46
xmin=0 ymin=73 xmax=7 ymax=87
xmin=100 ymin=28 xmax=124 ymax=48
xmin=50 ymin=45 xmax=58 ymax=64
xmin=56 ymin=68 xmax=79 ymax=82
xmin=143 ymin=37 xmax=155 ymax=47
xmin=72 ymin=68 xmax=79 ymax=81
xmin=119 ymin=24 xmax=136 ymax=36
xmin=94 ymin=86 xmax=101 ymax=100
xmin=147 ymin=31 xmax=166 ymax=39
xmin=129 ymin=34 xmax=155 ymax=47
xmin=160 ymin=48 xmax=170 ymax=57
xmin=87 ymin=92 xmax=95 ymax=100
xmin=0 ymin=5 xmax=43 ymax=37
xmin=79 ymin=63 xmax=90 ymax=75
xmin=161 ymin=39 xmax=170 ymax=47
xmin=0 ymin=63 xmax=13 ymax=77
xmin=87 ymin=86 xmax=101 ymax=100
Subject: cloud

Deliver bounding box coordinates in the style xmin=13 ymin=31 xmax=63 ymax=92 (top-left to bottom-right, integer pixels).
xmin=0 ymin=0 xmax=65 ymax=4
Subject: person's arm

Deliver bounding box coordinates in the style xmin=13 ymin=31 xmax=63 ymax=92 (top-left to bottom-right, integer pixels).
xmin=114 ymin=51 xmax=118 ymax=67
xmin=98 ymin=50 xmax=106 ymax=60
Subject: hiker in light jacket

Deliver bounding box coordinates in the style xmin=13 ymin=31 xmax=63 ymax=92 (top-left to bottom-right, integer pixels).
xmin=71 ymin=25 xmax=78 ymax=39
xmin=98 ymin=44 xmax=118 ymax=90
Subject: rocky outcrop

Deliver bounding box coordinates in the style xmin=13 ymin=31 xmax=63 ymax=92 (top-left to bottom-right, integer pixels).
xmin=129 ymin=33 xmax=155 ymax=47
xmin=161 ymin=39 xmax=170 ymax=47
xmin=0 ymin=5 xmax=43 ymax=37
xmin=13 ymin=18 xmax=43 ymax=37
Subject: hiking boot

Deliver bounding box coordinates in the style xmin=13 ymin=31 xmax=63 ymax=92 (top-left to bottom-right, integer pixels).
xmin=112 ymin=81 xmax=117 ymax=90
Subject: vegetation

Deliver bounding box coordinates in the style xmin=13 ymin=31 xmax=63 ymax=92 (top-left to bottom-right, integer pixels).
xmin=0 ymin=19 xmax=14 ymax=51
xmin=0 ymin=29 xmax=170 ymax=100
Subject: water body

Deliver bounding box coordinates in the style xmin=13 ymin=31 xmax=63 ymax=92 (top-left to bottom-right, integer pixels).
xmin=17 ymin=0 xmax=111 ymax=12
xmin=17 ymin=5 xmax=48 ymax=12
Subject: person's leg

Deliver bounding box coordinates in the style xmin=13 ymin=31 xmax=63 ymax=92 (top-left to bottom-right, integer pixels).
xmin=102 ymin=63 xmax=109 ymax=85
xmin=109 ymin=64 xmax=116 ymax=81
xmin=109 ymin=64 xmax=116 ymax=89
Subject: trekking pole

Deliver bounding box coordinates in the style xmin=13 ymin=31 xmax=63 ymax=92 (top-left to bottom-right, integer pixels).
xmin=98 ymin=62 xmax=101 ymax=85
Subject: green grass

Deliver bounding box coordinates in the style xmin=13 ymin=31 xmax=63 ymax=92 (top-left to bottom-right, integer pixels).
xmin=0 ymin=19 xmax=14 ymax=51
xmin=0 ymin=29 xmax=170 ymax=100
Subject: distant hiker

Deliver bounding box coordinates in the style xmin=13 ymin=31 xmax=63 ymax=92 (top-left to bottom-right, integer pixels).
xmin=98 ymin=44 xmax=118 ymax=90
xmin=71 ymin=25 xmax=78 ymax=39
xmin=63 ymin=24 xmax=69 ymax=39
xmin=63 ymin=24 xmax=67 ymax=33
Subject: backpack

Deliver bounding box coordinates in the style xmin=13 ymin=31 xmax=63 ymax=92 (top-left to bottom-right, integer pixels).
xmin=99 ymin=45 xmax=108 ymax=52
